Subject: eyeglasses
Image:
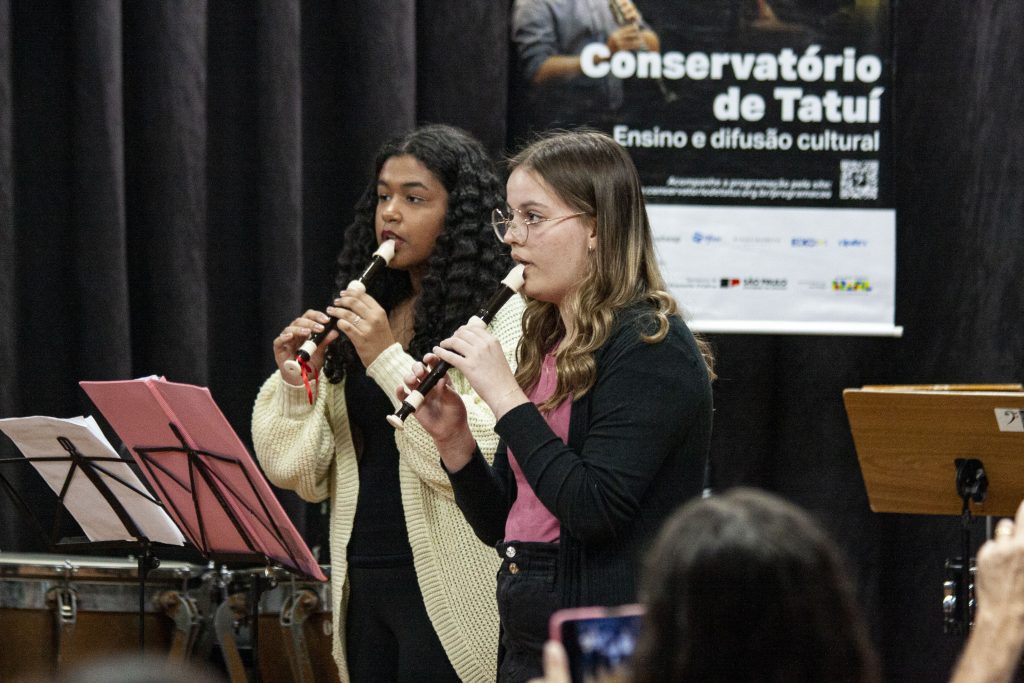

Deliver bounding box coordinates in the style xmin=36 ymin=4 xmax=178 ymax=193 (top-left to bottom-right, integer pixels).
xmin=491 ymin=206 xmax=587 ymax=244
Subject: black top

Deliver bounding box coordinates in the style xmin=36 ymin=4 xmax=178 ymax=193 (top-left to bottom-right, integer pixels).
xmin=345 ymin=367 xmax=414 ymax=568
xmin=447 ymin=303 xmax=713 ymax=607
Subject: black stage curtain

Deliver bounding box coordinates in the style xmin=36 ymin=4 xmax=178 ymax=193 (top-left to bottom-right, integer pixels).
xmin=0 ymin=1 xmax=1021 ymax=680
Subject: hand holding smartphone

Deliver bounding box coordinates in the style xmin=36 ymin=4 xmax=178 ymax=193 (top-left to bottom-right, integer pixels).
xmin=549 ymin=604 xmax=645 ymax=683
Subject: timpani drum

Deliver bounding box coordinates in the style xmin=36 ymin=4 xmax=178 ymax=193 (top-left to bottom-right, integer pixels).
xmin=217 ymin=566 xmax=338 ymax=683
xmin=0 ymin=552 xmax=208 ymax=680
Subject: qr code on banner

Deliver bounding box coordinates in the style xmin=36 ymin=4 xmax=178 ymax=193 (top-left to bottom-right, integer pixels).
xmin=839 ymin=159 xmax=879 ymax=200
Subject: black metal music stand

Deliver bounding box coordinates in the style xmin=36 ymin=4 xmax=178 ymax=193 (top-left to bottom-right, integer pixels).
xmin=843 ymin=384 xmax=1024 ymax=635
xmin=0 ymin=421 xmax=185 ymax=653
xmin=80 ymin=377 xmax=326 ymax=682
xmin=130 ymin=422 xmax=316 ymax=575
xmin=79 ymin=378 xmax=324 ymax=580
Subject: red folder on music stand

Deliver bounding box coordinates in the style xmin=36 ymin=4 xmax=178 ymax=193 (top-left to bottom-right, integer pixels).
xmin=80 ymin=377 xmax=326 ymax=582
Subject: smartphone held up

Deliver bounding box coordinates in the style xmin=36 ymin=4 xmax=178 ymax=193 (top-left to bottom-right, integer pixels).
xmin=549 ymin=604 xmax=645 ymax=683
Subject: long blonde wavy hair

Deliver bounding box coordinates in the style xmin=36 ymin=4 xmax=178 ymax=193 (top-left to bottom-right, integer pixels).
xmin=510 ymin=130 xmax=715 ymax=411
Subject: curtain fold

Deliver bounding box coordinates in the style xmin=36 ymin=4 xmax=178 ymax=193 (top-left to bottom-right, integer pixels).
xmin=0 ymin=0 xmax=19 ymax=551
xmin=0 ymin=0 xmax=14 ymax=414
xmin=71 ymin=1 xmax=129 ymax=383
xmin=11 ymin=3 xmax=76 ymax=418
xmin=254 ymin=0 xmax=303 ymax=367
xmin=416 ymin=0 xmax=510 ymax=155
xmin=123 ymin=2 xmax=209 ymax=384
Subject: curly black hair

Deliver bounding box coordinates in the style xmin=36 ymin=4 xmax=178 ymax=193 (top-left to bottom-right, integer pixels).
xmin=323 ymin=124 xmax=511 ymax=383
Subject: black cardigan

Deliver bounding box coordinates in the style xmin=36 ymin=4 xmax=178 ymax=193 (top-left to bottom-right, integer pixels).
xmin=447 ymin=303 xmax=713 ymax=607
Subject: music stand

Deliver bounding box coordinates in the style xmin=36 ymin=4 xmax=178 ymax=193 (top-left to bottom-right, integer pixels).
xmin=0 ymin=415 xmax=187 ymax=653
xmin=843 ymin=384 xmax=1024 ymax=634
xmin=79 ymin=378 xmax=324 ymax=581
xmin=80 ymin=377 xmax=326 ymax=682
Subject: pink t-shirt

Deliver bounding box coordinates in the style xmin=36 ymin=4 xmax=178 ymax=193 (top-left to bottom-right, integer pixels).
xmin=504 ymin=350 xmax=568 ymax=543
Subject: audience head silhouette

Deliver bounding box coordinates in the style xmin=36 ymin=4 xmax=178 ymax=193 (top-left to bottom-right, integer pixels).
xmin=634 ymin=488 xmax=880 ymax=683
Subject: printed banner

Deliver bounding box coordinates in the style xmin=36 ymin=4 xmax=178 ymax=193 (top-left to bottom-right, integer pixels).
xmin=509 ymin=0 xmax=899 ymax=335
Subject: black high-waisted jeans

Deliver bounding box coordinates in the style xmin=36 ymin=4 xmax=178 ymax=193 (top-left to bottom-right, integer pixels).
xmin=494 ymin=540 xmax=560 ymax=683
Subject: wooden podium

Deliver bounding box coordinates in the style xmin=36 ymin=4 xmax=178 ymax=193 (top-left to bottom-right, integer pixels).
xmin=844 ymin=383 xmax=1024 ymax=634
xmin=844 ymin=384 xmax=1024 ymax=517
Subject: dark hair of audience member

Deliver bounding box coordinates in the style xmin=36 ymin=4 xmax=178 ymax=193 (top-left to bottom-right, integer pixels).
xmin=633 ymin=488 xmax=881 ymax=683
xmin=58 ymin=653 xmax=225 ymax=683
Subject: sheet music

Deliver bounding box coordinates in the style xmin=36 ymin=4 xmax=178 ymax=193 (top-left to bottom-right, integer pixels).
xmin=0 ymin=415 xmax=185 ymax=545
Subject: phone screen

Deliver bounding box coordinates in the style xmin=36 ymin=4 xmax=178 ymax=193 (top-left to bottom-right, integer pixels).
xmin=551 ymin=605 xmax=644 ymax=683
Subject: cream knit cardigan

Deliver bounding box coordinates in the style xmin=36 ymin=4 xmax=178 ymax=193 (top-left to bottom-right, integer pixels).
xmin=251 ymin=295 xmax=524 ymax=683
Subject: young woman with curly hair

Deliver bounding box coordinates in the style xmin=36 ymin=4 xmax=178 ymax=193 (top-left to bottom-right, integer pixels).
xmin=252 ymin=124 xmax=524 ymax=683
xmin=406 ymin=129 xmax=715 ymax=682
